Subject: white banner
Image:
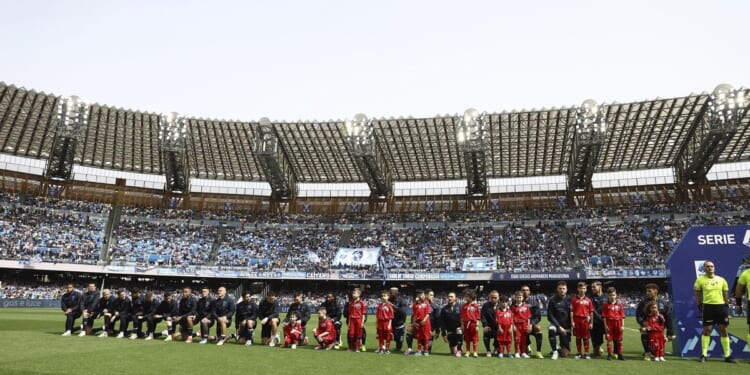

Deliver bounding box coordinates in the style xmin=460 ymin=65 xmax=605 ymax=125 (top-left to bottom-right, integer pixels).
xmin=332 ymin=247 xmax=381 ymax=267
xmin=462 ymin=257 xmax=497 ymax=271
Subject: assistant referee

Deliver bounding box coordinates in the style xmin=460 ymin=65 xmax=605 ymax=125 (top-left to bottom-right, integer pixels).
xmin=693 ymin=261 xmax=736 ymax=363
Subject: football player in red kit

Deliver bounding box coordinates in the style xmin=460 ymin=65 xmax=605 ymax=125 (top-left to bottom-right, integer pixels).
xmin=461 ymin=289 xmax=481 ymax=358
xmin=602 ymin=287 xmax=626 ymax=360
xmin=495 ymin=296 xmax=514 ymax=358
xmin=642 ymin=301 xmax=667 ymax=361
xmin=411 ymin=290 xmax=432 ymax=356
xmin=376 ymin=290 xmax=394 ymax=353
xmin=571 ymin=282 xmax=594 ymax=359
xmin=512 ymin=290 xmax=531 ymax=358
xmin=280 ymin=311 xmax=303 ymax=349
xmin=347 ymin=288 xmax=367 ymax=352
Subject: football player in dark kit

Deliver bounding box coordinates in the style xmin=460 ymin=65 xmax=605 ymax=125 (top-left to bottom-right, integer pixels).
xmin=426 ymin=289 xmax=441 ymax=354
xmin=320 ymin=293 xmax=343 ymax=349
xmin=111 ymin=288 xmax=132 ymax=339
xmin=389 ymin=287 xmax=409 ymax=352
xmin=96 ymin=289 xmax=116 ymax=337
xmin=258 ymin=291 xmax=281 ymax=346
xmin=128 ymin=288 xmax=148 ymax=339
xmin=635 ymin=283 xmax=674 ymax=361
xmin=60 ymin=283 xmax=82 ymax=336
xmin=480 ymin=290 xmax=501 ymax=357
xmin=79 ymin=283 xmax=100 ymax=336
xmin=211 ymin=286 xmax=235 ymax=346
xmin=284 ymin=292 xmax=312 ymax=345
xmin=440 ymin=291 xmax=463 ymax=357
xmin=588 ymin=281 xmax=607 ymax=357
xmin=196 ymin=286 xmax=216 ymax=344
xmin=146 ymin=292 xmax=178 ymax=340
xmin=172 ymin=287 xmax=198 ymax=343
xmin=521 ymin=285 xmax=545 ymax=358
xmin=234 ymin=291 xmax=257 ymax=346
xmin=548 ymin=281 xmax=572 ymax=360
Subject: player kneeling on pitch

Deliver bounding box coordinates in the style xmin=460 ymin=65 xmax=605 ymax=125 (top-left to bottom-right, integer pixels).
xmin=280 ymin=312 xmax=303 ymax=349
xmin=314 ymin=307 xmax=337 ymax=350
xmin=234 ymin=291 xmax=258 ymax=346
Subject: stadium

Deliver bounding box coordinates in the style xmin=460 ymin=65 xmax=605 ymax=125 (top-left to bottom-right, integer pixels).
xmin=1 ymin=2 xmax=749 ymax=374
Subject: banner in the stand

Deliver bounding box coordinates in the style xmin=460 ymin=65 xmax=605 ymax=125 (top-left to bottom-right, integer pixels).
xmin=331 ymin=247 xmax=381 ymax=267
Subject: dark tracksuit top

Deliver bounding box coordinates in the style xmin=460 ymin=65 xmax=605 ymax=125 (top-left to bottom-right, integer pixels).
xmin=547 ymin=294 xmax=571 ymax=330
xmin=80 ymin=291 xmax=100 ymax=315
xmin=321 ymin=298 xmax=342 ymax=323
xmin=234 ymin=300 xmax=258 ymax=329
xmin=480 ymin=301 xmax=499 ymax=333
xmin=61 ymin=291 xmax=82 ymax=314
xmin=258 ymin=299 xmax=280 ymax=321
xmin=197 ymin=296 xmax=216 ymax=320
xmin=211 ymin=296 xmax=235 ymax=321
xmin=440 ymin=302 xmax=462 ymax=336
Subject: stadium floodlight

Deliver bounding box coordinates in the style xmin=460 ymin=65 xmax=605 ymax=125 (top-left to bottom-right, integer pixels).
xmin=346 ymin=113 xmax=374 ymax=156
xmin=158 ymin=112 xmax=187 ymax=150
xmin=708 ymin=83 xmax=744 ymax=131
xmin=56 ymin=95 xmax=88 ymax=136
xmin=456 ymin=108 xmax=486 ymax=152
xmin=575 ymin=99 xmax=606 ymax=144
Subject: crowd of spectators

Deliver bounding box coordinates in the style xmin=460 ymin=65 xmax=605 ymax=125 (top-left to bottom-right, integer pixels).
xmin=0 ymin=190 xmax=748 ymax=272
xmin=573 ymin=210 xmax=750 ymax=270
xmin=0 ymin=205 xmax=106 ymax=265
xmin=108 ymin=221 xmax=217 ymax=266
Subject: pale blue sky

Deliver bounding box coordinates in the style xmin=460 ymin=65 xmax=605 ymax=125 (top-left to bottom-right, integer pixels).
xmin=0 ymin=0 xmax=747 ymax=121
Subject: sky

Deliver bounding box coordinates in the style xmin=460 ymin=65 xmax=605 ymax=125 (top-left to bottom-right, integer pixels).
xmin=0 ymin=0 xmax=748 ymax=122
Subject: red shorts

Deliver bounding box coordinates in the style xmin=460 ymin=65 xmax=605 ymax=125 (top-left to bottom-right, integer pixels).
xmin=514 ymin=323 xmax=528 ymax=341
xmin=605 ymin=320 xmax=623 ymax=341
xmin=377 ymin=321 xmax=392 ymax=340
xmin=463 ymin=321 xmax=478 ymax=342
xmin=416 ymin=322 xmax=432 ymax=340
xmin=348 ymin=318 xmax=363 ymax=338
xmin=496 ymin=324 xmax=512 ymax=344
xmin=573 ymin=316 xmax=590 ymax=339
xmin=284 ymin=332 xmax=300 ymax=345
xmin=377 ymin=321 xmax=390 ymax=332
xmin=514 ymin=322 xmax=528 ymax=335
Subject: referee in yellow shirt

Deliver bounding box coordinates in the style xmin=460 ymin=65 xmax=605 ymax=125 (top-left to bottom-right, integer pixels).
xmin=735 ymin=264 xmax=750 ymax=361
xmin=693 ymin=261 xmax=736 ymax=363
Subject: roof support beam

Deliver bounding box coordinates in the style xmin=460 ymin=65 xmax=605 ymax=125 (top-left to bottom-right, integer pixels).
xmin=254 ymin=118 xmax=296 ymax=199
xmin=159 ymin=112 xmax=190 ymax=194
xmin=456 ymin=109 xmax=488 ymax=197
xmin=568 ymin=100 xmax=607 ymax=194
xmin=346 ymin=114 xmax=391 ymax=198
xmin=44 ymin=96 xmax=87 ymax=181
xmin=675 ymin=84 xmax=745 ymax=185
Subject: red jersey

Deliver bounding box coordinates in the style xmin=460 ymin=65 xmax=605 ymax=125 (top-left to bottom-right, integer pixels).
xmin=316 ymin=317 xmax=336 ymax=337
xmin=645 ymin=313 xmax=665 ymax=334
xmin=284 ymin=321 xmax=302 ymax=337
xmin=412 ymin=300 xmax=431 ymax=323
xmin=571 ymin=295 xmax=594 ymax=318
xmin=602 ymin=301 xmax=625 ymax=322
xmin=377 ymin=302 xmax=394 ymax=322
xmin=495 ymin=308 xmax=514 ymax=328
xmin=461 ymin=302 xmax=481 ymax=322
xmin=348 ymin=299 xmax=367 ymax=320
xmin=511 ymin=303 xmax=531 ymax=324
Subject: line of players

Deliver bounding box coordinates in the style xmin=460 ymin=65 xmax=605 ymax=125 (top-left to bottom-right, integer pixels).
xmin=60 ymin=281 xmax=673 ymax=359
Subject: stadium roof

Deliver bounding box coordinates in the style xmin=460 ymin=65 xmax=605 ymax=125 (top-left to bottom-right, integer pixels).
xmin=0 ymin=81 xmax=748 ymax=184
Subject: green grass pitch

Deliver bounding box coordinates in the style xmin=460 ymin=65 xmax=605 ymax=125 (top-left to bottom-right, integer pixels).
xmin=0 ymin=309 xmax=746 ymax=374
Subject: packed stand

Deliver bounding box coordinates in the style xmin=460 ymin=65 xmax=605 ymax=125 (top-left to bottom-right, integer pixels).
xmin=109 ymin=221 xmax=217 ymax=266
xmin=0 ymin=205 xmax=106 ymax=264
